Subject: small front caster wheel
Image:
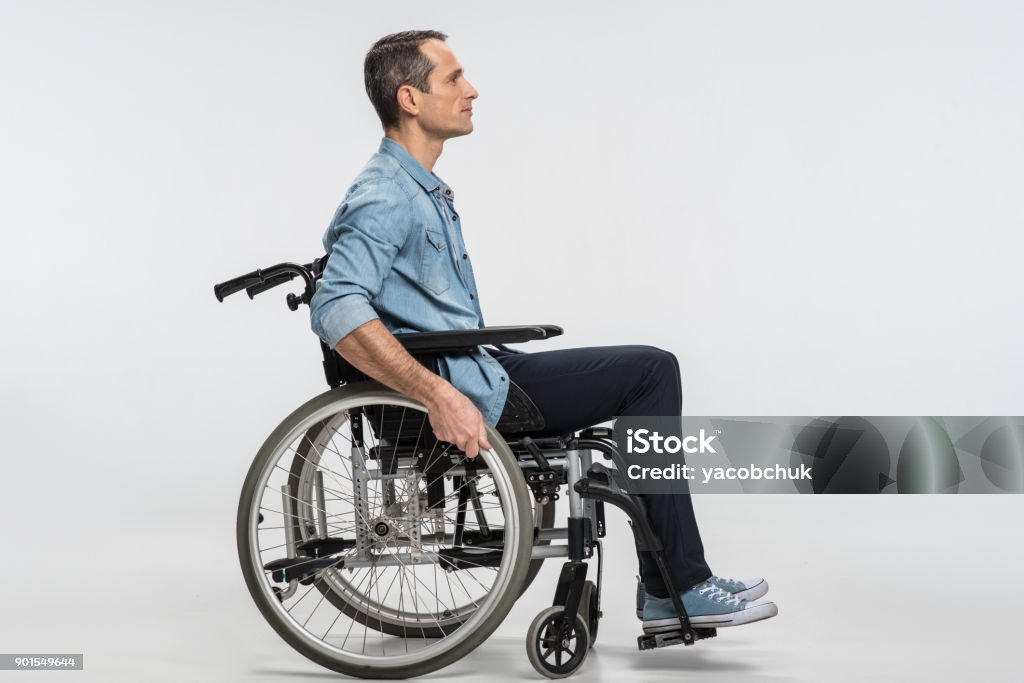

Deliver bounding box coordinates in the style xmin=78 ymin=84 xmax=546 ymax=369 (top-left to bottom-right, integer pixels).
xmin=526 ymin=606 xmax=590 ymax=678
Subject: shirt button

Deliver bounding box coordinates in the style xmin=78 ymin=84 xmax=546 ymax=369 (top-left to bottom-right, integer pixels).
xmin=500 ymin=376 xmax=506 ymax=382
xmin=452 ymin=214 xmax=458 ymax=220
xmin=445 ymin=189 xmax=452 ymax=196
xmin=462 ymin=253 xmax=468 ymax=259
xmin=470 ymin=293 xmax=475 ymax=300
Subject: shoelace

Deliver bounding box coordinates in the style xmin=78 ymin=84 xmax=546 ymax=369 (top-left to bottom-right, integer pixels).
xmin=696 ymin=582 xmax=745 ymax=607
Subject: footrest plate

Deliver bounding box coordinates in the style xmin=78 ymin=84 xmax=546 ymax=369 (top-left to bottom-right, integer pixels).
xmin=263 ymin=556 xmax=345 ymax=583
xmin=638 ymin=627 xmax=717 ymax=651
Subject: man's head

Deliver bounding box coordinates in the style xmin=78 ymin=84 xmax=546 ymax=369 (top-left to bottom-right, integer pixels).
xmin=364 ymin=30 xmax=478 ymax=139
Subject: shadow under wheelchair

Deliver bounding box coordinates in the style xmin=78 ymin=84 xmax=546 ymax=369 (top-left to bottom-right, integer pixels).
xmin=216 ymin=258 xmax=720 ymax=679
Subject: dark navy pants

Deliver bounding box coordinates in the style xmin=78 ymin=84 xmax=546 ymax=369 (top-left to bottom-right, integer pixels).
xmin=486 ymin=345 xmax=712 ymax=597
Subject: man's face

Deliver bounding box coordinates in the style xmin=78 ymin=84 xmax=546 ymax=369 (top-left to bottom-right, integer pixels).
xmin=412 ymin=39 xmax=478 ymax=139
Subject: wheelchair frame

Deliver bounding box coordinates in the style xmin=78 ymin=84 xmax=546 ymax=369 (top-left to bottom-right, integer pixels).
xmin=215 ymin=257 xmax=715 ymax=679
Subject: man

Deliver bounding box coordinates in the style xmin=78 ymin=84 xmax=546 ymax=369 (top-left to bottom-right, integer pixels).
xmin=310 ymin=30 xmax=777 ymax=631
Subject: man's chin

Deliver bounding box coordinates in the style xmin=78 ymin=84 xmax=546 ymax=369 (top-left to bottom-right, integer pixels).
xmin=432 ymin=123 xmax=474 ymax=142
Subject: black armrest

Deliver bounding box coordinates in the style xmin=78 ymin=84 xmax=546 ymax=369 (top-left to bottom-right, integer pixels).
xmin=393 ymin=325 xmax=563 ymax=353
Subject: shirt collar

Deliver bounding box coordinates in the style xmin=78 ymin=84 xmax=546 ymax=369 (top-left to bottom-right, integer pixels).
xmin=378 ymin=137 xmax=442 ymax=194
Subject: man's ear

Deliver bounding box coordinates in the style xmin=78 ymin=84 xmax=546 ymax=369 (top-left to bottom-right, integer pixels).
xmin=396 ymin=85 xmax=419 ymax=118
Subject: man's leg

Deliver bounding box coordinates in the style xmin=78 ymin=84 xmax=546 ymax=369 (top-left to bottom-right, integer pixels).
xmin=487 ymin=345 xmax=712 ymax=596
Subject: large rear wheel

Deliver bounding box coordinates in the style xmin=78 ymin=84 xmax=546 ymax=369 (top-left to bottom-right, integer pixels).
xmin=237 ymin=383 xmax=533 ymax=678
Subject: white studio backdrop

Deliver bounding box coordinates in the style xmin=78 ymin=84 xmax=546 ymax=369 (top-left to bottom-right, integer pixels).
xmin=1 ymin=2 xmax=1023 ymax=682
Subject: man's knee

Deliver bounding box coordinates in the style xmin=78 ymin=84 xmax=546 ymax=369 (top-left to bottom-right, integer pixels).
xmin=639 ymin=346 xmax=681 ymax=382
xmin=648 ymin=346 xmax=678 ymax=370
xmin=633 ymin=345 xmax=684 ymax=412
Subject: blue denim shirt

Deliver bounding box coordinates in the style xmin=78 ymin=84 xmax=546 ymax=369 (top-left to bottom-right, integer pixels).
xmin=310 ymin=137 xmax=510 ymax=425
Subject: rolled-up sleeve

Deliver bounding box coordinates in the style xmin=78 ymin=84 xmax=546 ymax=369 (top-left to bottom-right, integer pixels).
xmin=310 ymin=179 xmax=412 ymax=348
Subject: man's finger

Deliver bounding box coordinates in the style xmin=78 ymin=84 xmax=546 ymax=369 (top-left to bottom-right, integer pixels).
xmin=479 ymin=420 xmax=492 ymax=451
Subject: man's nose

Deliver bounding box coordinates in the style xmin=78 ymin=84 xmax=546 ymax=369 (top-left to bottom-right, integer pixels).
xmin=465 ymin=80 xmax=479 ymax=100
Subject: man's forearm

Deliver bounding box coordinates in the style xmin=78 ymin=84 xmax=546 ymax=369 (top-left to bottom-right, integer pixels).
xmin=334 ymin=319 xmax=450 ymax=409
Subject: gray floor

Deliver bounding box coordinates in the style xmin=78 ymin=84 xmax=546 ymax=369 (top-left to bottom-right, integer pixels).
xmin=4 ymin=495 xmax=1022 ymax=682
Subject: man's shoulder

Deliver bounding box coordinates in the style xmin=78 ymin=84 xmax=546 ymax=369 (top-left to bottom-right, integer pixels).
xmin=346 ymin=153 xmax=419 ymax=203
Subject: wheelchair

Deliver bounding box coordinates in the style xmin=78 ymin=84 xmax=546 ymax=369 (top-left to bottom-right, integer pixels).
xmin=214 ymin=257 xmax=717 ymax=679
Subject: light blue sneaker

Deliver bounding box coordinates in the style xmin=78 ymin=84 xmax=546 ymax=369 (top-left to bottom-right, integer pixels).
xmin=642 ymin=580 xmax=778 ymax=631
xmin=708 ymin=576 xmax=769 ymax=601
xmin=635 ymin=576 xmax=769 ymax=618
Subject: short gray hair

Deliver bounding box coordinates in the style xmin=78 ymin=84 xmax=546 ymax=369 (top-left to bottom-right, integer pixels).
xmin=364 ymin=30 xmax=448 ymax=130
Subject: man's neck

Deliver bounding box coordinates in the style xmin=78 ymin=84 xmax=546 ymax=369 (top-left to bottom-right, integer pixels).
xmin=385 ymin=128 xmax=444 ymax=172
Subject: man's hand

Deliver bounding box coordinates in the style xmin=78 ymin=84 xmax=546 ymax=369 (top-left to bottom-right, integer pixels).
xmin=424 ymin=383 xmax=493 ymax=459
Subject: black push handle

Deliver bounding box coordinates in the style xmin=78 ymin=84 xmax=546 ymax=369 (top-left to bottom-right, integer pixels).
xmin=245 ymin=271 xmax=297 ymax=298
xmin=213 ymin=260 xmax=320 ymax=303
xmin=213 ymin=269 xmax=262 ymax=301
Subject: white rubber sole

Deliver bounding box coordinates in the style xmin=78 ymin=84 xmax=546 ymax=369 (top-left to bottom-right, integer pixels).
xmin=733 ymin=578 xmax=769 ymax=602
xmin=642 ymin=601 xmax=779 ymax=632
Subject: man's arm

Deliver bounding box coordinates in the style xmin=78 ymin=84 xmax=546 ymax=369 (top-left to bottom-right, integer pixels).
xmin=335 ymin=318 xmax=493 ymax=458
xmin=310 ymin=180 xmax=492 ymax=457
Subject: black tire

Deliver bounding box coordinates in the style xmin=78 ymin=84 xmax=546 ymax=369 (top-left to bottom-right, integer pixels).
xmin=580 ymin=580 xmax=600 ymax=647
xmin=526 ymin=606 xmax=590 ymax=679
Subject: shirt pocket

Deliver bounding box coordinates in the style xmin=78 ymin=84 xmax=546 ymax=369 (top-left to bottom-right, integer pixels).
xmin=419 ymin=229 xmax=451 ymax=296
